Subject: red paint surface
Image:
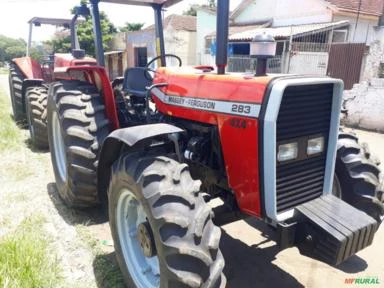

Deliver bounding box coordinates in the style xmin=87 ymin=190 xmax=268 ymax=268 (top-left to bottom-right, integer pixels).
xmin=55 ymin=66 xmax=119 ymax=130
xmin=153 ymin=67 xmax=273 ymax=217
xmin=12 ymin=57 xmax=43 ymax=79
xmin=218 ymin=116 xmax=261 ymax=216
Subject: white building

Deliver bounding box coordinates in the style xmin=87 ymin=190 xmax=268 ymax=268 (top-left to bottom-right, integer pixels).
xmin=230 ymin=0 xmax=384 ymax=43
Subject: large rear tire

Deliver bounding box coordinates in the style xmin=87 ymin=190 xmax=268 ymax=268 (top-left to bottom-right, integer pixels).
xmin=109 ymin=154 xmax=226 ymax=288
xmin=26 ymin=86 xmax=49 ymax=149
xmin=47 ymin=80 xmax=110 ymax=206
xmin=334 ymin=132 xmax=384 ymax=224
xmin=9 ymin=64 xmax=26 ymax=123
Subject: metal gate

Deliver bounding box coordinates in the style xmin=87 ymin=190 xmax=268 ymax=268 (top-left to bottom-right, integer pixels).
xmin=327 ymin=43 xmax=366 ymax=90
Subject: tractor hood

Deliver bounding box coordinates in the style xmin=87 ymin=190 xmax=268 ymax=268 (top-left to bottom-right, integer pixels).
xmin=54 ymin=53 xmax=96 ymax=69
xmin=153 ymin=66 xmax=277 ymax=105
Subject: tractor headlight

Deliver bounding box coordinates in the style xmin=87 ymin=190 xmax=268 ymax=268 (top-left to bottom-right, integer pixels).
xmin=277 ymin=142 xmax=298 ymax=162
xmin=307 ymin=137 xmax=324 ymax=155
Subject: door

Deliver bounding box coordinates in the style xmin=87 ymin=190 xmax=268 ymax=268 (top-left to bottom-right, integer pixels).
xmin=134 ymin=47 xmax=148 ymax=67
xmin=327 ymin=43 xmax=366 ymax=90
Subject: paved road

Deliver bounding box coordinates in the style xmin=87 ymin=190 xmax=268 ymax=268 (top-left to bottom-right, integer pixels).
xmin=1 ymin=74 xmax=383 ymax=288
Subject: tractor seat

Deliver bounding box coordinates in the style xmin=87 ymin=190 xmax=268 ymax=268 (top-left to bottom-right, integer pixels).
xmin=123 ymin=67 xmax=152 ymax=98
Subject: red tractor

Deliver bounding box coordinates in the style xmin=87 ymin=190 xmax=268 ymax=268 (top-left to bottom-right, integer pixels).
xmin=9 ymin=6 xmax=95 ymax=149
xmin=46 ymin=1 xmax=384 ymax=287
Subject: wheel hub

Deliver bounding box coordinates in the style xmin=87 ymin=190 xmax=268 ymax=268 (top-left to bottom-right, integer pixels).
xmin=137 ymin=221 xmax=156 ymax=258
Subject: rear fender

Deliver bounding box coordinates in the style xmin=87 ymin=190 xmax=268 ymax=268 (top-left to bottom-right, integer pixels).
xmin=54 ymin=65 xmax=119 ymax=130
xmin=97 ymin=124 xmax=184 ymax=204
xmin=12 ymin=57 xmax=43 ymax=79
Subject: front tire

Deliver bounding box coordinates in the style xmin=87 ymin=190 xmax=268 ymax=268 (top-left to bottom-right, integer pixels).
xmin=9 ymin=64 xmax=26 ymax=123
xmin=334 ymin=132 xmax=384 ymax=224
xmin=109 ymin=154 xmax=226 ymax=288
xmin=26 ymin=86 xmax=48 ymax=149
xmin=47 ymin=80 xmax=110 ymax=206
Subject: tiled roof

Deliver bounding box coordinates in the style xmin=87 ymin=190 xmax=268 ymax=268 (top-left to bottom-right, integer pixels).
xmin=230 ymin=0 xmax=384 ymax=20
xmin=326 ymin=0 xmax=384 ymax=16
xmin=230 ymin=0 xmax=254 ymax=19
xmin=206 ymin=21 xmax=271 ymax=38
xmin=229 ymin=20 xmax=350 ymax=41
xmin=166 ymin=14 xmax=197 ymax=31
xmin=145 ymin=14 xmax=196 ymax=31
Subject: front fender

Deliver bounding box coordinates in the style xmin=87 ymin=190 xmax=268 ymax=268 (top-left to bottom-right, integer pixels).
xmin=97 ymin=123 xmax=184 ymax=204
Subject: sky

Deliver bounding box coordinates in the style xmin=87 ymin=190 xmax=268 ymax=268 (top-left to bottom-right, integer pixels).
xmin=0 ymin=0 xmax=242 ymax=42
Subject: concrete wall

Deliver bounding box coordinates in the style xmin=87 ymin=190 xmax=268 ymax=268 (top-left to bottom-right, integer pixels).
xmin=165 ymin=28 xmax=197 ymax=66
xmin=361 ymin=36 xmax=384 ymax=81
xmin=196 ymin=9 xmax=216 ymax=65
xmin=126 ymin=30 xmax=156 ymax=67
xmin=111 ymin=32 xmax=127 ymax=50
xmin=333 ymin=15 xmax=378 ymax=43
xmin=114 ymin=28 xmax=197 ymax=68
xmin=343 ymin=79 xmax=384 ymax=132
xmin=273 ymin=0 xmax=332 ymax=26
xmin=233 ymin=0 xmax=332 ymax=26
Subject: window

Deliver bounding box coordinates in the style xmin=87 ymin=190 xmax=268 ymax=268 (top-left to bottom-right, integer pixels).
xmin=333 ymin=30 xmax=348 ymax=43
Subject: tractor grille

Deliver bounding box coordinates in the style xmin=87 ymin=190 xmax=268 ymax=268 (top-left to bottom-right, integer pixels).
xmin=276 ymin=84 xmax=334 ymax=213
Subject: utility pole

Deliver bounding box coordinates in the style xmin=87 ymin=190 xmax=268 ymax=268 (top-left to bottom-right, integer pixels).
xmin=353 ymin=0 xmax=362 ymax=42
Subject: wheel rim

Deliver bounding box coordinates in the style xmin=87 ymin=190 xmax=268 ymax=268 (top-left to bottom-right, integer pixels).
xmin=116 ymin=188 xmax=160 ymax=288
xmin=332 ymin=175 xmax=342 ymax=198
xmin=52 ymin=111 xmax=67 ymax=182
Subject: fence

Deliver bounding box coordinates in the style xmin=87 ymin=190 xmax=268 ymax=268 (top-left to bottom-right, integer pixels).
xmin=227 ymin=56 xmax=285 ymax=73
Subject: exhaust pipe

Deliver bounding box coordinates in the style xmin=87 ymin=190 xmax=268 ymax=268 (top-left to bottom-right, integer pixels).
xmin=216 ymin=0 xmax=229 ymax=75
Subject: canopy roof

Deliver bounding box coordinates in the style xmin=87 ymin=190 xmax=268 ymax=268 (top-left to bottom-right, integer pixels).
xmin=100 ymin=0 xmax=182 ymax=7
xmin=28 ymin=17 xmax=83 ymax=26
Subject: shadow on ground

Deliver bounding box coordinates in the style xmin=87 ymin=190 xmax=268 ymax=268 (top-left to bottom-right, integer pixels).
xmin=222 ymin=217 xmax=367 ymax=287
xmin=24 ymin=138 xmax=49 ymax=153
xmin=47 ymin=182 xmax=108 ymax=226
xmin=337 ymin=255 xmax=368 ymax=273
xmin=222 ymin=218 xmax=304 ymax=288
xmin=47 ymin=182 xmax=368 ymax=287
xmin=93 ymin=252 xmax=125 ymax=288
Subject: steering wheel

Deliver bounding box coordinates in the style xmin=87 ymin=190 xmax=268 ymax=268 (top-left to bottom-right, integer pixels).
xmin=145 ymin=54 xmax=182 ymax=69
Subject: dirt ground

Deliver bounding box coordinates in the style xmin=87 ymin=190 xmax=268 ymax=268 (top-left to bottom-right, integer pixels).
xmin=0 ymin=74 xmax=383 ymax=288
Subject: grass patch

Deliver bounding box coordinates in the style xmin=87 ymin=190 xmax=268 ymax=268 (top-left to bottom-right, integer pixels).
xmin=0 ymin=87 xmax=22 ymax=152
xmin=0 ymin=214 xmax=62 ymax=288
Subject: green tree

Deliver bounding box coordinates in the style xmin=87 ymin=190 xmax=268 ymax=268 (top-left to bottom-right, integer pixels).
xmin=76 ymin=11 xmax=117 ymax=56
xmin=46 ymin=3 xmax=117 ymax=57
xmin=207 ymin=0 xmax=216 ymax=8
xmin=119 ymin=22 xmax=144 ymax=32
xmin=0 ymin=35 xmax=26 ymax=62
xmin=45 ymin=30 xmax=71 ymax=53
xmin=183 ymin=6 xmax=197 ymax=16
xmin=183 ymin=1 xmax=216 ymax=16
